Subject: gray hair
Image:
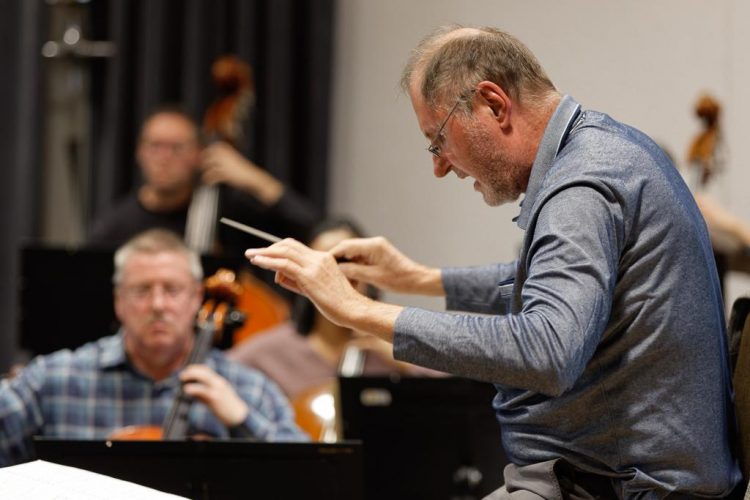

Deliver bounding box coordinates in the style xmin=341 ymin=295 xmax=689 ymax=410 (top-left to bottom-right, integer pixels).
xmin=112 ymin=229 xmax=203 ymax=286
xmin=401 ymin=25 xmax=556 ymax=110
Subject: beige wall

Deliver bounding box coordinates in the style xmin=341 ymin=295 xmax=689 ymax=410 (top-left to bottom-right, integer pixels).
xmin=329 ymin=0 xmax=750 ymax=311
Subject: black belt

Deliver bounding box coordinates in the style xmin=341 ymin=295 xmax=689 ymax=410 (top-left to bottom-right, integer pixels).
xmin=554 ymin=461 xmax=617 ymax=499
xmin=569 ymin=469 xmax=617 ymax=499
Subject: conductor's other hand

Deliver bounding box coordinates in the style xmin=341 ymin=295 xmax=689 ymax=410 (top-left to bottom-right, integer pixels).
xmin=331 ymin=236 xmax=444 ymax=296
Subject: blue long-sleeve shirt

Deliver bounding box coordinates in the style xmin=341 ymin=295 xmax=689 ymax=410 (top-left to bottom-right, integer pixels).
xmin=0 ymin=333 xmax=307 ymax=466
xmin=394 ymin=96 xmax=741 ymax=498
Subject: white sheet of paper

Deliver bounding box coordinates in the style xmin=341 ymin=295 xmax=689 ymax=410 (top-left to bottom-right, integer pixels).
xmin=0 ymin=460 xmax=188 ymax=500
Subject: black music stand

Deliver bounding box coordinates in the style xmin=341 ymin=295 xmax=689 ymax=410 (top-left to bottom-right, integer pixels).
xmin=337 ymin=376 xmax=508 ymax=500
xmin=34 ymin=438 xmax=363 ymax=500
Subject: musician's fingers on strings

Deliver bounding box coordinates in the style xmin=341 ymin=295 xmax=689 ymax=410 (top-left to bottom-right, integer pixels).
xmin=180 ymin=364 xmax=216 ymax=384
xmin=201 ymin=169 xmax=221 ymax=186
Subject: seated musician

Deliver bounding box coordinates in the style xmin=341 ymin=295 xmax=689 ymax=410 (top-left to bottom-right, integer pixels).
xmin=227 ymin=217 xmax=442 ymax=401
xmin=87 ymin=106 xmax=320 ymax=255
xmin=0 ymin=229 xmax=306 ymax=467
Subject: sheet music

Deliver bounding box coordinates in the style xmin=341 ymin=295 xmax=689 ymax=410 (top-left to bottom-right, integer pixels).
xmin=0 ymin=460 xmax=188 ymax=500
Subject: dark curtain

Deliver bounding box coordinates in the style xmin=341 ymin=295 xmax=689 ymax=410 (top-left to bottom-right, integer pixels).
xmin=0 ymin=0 xmax=335 ymax=372
xmin=0 ymin=0 xmax=44 ymax=372
xmin=89 ymin=0 xmax=334 ymax=217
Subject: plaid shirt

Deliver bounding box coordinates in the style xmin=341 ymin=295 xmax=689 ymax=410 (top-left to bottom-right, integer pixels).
xmin=0 ymin=333 xmax=307 ymax=466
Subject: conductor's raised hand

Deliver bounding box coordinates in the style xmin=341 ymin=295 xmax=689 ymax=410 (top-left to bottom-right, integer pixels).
xmin=330 ymin=236 xmax=444 ymax=296
xmin=245 ymin=238 xmax=368 ymax=327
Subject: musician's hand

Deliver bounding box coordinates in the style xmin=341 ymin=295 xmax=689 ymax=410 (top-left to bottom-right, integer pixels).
xmin=331 ymin=237 xmax=444 ymax=296
xmin=180 ymin=364 xmax=249 ymax=427
xmin=200 ymin=142 xmax=283 ymax=205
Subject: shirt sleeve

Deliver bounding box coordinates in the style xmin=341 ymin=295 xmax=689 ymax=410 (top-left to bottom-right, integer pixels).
xmin=393 ymin=185 xmax=623 ymax=396
xmin=227 ymin=364 xmax=309 ymax=442
xmin=0 ymin=358 xmax=48 ymax=466
xmin=443 ymin=261 xmax=518 ymax=314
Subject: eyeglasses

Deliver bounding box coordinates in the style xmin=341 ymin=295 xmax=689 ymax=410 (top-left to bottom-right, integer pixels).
xmin=426 ymin=89 xmax=475 ymax=158
xmin=120 ymin=282 xmax=193 ymax=303
xmin=140 ymin=139 xmax=196 ymax=156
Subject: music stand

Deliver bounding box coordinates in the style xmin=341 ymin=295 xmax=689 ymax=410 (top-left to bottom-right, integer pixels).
xmin=34 ymin=438 xmax=363 ymax=500
xmin=337 ymin=376 xmax=508 ymax=500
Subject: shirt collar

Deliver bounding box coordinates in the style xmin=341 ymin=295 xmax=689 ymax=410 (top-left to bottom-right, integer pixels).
xmin=99 ymin=330 xmax=219 ymax=379
xmin=514 ymin=95 xmax=581 ymax=230
xmin=99 ymin=330 xmax=130 ymax=370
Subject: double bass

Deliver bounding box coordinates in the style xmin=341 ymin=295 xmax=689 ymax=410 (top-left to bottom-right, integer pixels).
xmin=186 ymin=54 xmax=289 ymax=345
xmin=185 ymin=54 xmax=254 ymax=254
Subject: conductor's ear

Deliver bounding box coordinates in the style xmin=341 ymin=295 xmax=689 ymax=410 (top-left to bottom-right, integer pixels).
xmin=476 ymin=81 xmax=511 ymax=128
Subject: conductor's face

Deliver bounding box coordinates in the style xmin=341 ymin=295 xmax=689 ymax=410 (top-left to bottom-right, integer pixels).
xmin=115 ymin=250 xmax=202 ymax=365
xmin=410 ymin=84 xmax=528 ymax=207
xmin=137 ymin=113 xmax=200 ymax=195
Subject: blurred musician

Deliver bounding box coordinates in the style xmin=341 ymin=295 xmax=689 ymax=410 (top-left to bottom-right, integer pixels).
xmin=88 ymin=106 xmax=320 ymax=255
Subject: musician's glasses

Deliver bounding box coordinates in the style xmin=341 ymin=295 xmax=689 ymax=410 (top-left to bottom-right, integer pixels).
xmin=141 ymin=140 xmax=196 ymax=156
xmin=120 ymin=282 xmax=193 ymax=303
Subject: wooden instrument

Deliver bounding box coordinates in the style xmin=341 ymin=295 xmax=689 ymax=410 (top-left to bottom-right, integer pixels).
xmin=183 ymin=57 xmax=289 ymax=343
xmin=232 ymin=273 xmax=289 ymax=345
xmin=185 ymin=55 xmax=255 ymax=254
xmin=685 ymin=94 xmax=750 ymax=275
xmin=292 ymin=345 xmax=366 ymax=442
xmin=686 ymin=94 xmax=722 ymax=187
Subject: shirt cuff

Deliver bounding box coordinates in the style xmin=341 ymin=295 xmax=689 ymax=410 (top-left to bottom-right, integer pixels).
xmin=227 ymin=420 xmax=257 ymax=440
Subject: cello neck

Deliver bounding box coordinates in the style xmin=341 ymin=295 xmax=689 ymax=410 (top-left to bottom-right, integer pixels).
xmin=161 ymin=317 xmax=217 ymax=440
